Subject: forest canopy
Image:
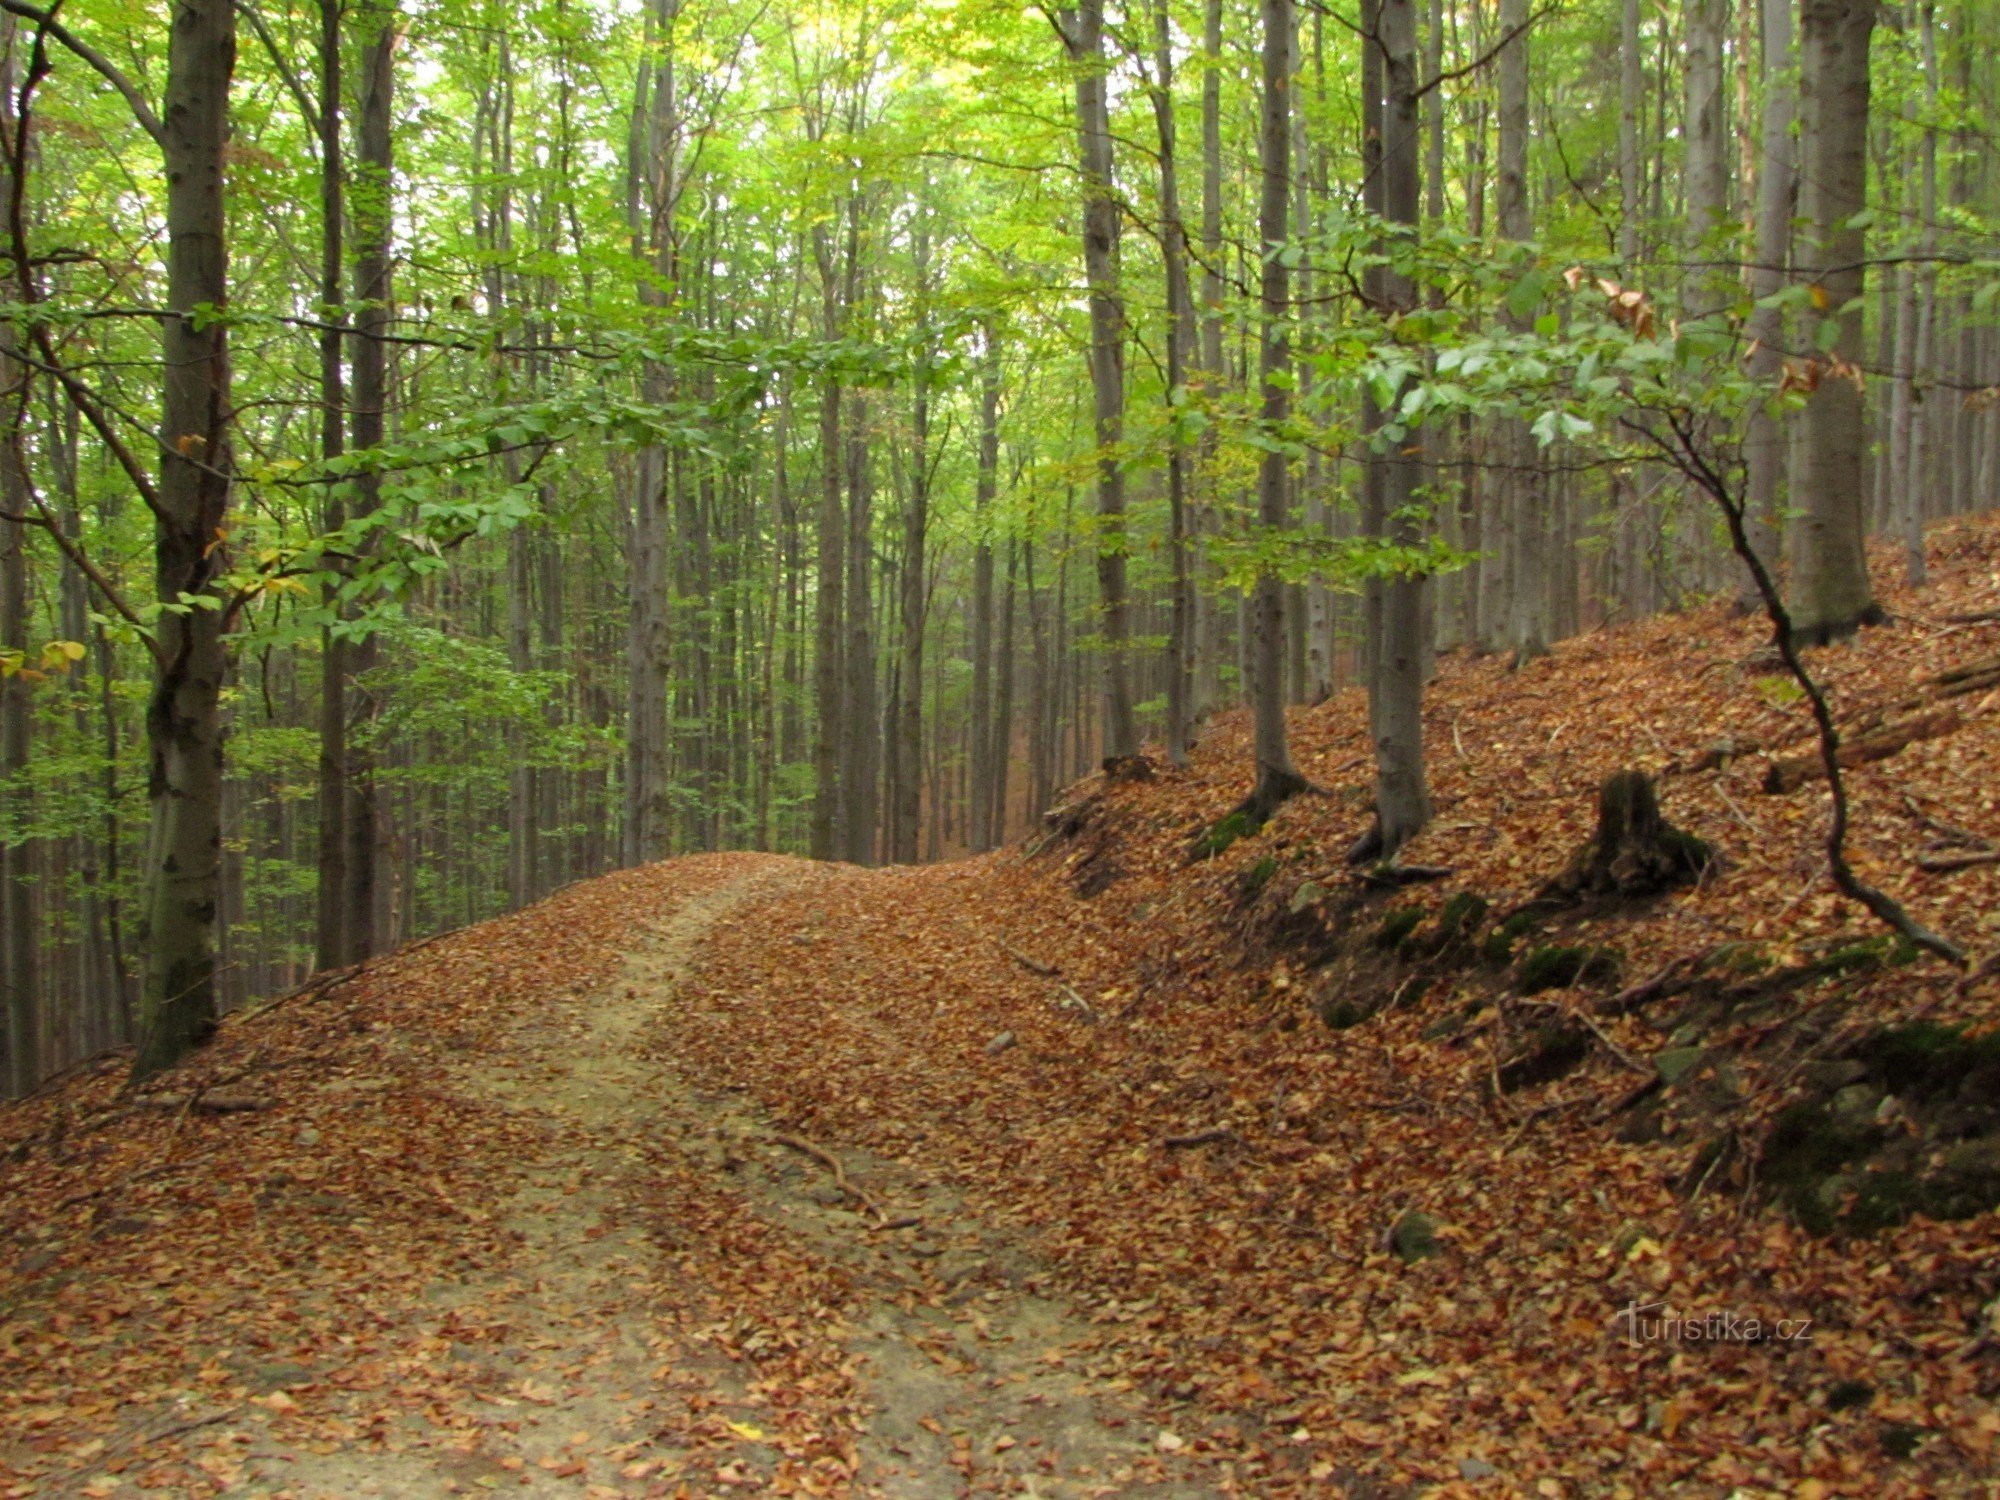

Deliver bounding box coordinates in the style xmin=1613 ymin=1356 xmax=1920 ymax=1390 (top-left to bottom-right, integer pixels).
xmin=0 ymin=0 xmax=1994 ymax=1088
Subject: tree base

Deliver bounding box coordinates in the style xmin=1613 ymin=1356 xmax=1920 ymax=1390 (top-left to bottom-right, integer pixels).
xmin=1788 ymin=600 xmax=1886 ymax=649
xmin=1540 ymin=769 xmax=1713 ymax=903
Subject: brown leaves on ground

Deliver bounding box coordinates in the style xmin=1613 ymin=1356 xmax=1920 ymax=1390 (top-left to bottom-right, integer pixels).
xmin=666 ymin=520 xmax=2000 ymax=1497
xmin=6 ymin=520 xmax=2000 ymax=1499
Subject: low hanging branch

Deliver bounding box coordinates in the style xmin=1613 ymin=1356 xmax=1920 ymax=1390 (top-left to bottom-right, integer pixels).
xmin=1634 ymin=407 xmax=1965 ymax=967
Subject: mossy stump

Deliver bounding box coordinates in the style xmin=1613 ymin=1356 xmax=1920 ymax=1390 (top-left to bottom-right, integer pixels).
xmin=1541 ymin=769 xmax=1712 ymax=903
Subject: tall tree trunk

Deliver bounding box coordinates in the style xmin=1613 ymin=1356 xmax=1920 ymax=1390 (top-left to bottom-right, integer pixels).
xmin=1245 ymin=0 xmax=1306 ymax=820
xmin=1618 ymin=0 xmax=1642 ymax=265
xmin=892 ymin=209 xmax=931 ymax=864
xmin=340 ymin=0 xmax=394 ymax=962
xmin=1682 ymin=0 xmax=1729 ymax=312
xmin=1366 ymin=0 xmax=1433 ymax=858
xmin=841 ymin=384 xmax=878 ymax=865
xmin=624 ymin=1 xmax=678 ymax=865
xmin=1789 ymin=0 xmax=1882 ymax=643
xmin=133 ymin=0 xmax=237 ymax=1080
xmin=1739 ymin=0 xmax=1795 ymax=602
xmin=969 ymin=332 xmax=999 ymax=850
xmin=312 ymin=0 xmax=347 ymax=971
xmin=0 ymin=13 xmax=34 ymax=1094
xmin=1903 ymin=0 xmax=1939 ymax=584
xmin=990 ymin=536 xmax=1018 ymax=842
xmin=809 ymin=228 xmax=845 ymax=861
xmin=1193 ymin=0 xmax=1227 ymax=718
xmin=1062 ymin=0 xmax=1137 ymax=762
xmin=1497 ymin=0 xmax=1545 ymax=664
xmin=1152 ymin=0 xmax=1194 ymax=768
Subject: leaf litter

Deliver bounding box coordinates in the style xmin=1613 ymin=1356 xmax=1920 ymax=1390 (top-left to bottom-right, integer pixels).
xmin=5 ymin=521 xmax=2000 ymax=1497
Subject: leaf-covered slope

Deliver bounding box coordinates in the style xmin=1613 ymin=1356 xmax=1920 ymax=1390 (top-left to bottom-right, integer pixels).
xmin=668 ymin=517 xmax=2000 ymax=1497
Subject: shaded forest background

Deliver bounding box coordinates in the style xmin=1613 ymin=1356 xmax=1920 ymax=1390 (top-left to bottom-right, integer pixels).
xmin=0 ymin=0 xmax=1996 ymax=1091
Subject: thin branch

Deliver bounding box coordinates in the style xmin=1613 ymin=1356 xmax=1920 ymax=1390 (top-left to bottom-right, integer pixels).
xmin=0 ymin=0 xmax=163 ymax=145
xmin=1628 ymin=406 xmax=1963 ymax=966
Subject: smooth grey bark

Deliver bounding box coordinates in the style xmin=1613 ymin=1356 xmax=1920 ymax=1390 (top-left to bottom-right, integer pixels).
xmin=1739 ymin=0 xmax=1796 ymax=606
xmin=969 ymin=332 xmax=998 ymax=850
xmin=840 ymin=382 xmax=878 ymax=865
xmin=624 ymin=0 xmax=679 ymax=865
xmin=1681 ymin=0 xmax=1729 ymax=312
xmin=891 ymin=206 xmax=932 ymax=864
xmin=1151 ymin=0 xmax=1194 ymax=768
xmin=1243 ymin=0 xmax=1306 ymax=819
xmin=1903 ymin=0 xmax=1939 ymax=584
xmin=132 ymin=0 xmax=237 ymax=1079
xmin=1194 ymin=0 xmax=1226 ymax=718
xmin=808 ymin=216 xmax=845 ymax=862
xmin=1618 ymin=0 xmax=1642 ymax=265
xmin=1788 ymin=0 xmax=1882 ymax=643
xmin=1370 ymin=0 xmax=1432 ymax=857
xmin=1496 ymin=0 xmax=1545 ymax=664
xmin=1060 ymin=0 xmax=1137 ymax=763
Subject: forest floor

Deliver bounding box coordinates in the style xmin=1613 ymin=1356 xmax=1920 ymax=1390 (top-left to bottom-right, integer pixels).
xmin=7 ymin=521 xmax=2000 ymax=1498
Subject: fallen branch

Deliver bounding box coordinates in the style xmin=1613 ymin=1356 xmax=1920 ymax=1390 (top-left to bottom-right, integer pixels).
xmin=768 ymin=1133 xmax=895 ymax=1226
xmin=1761 ymin=704 xmax=1962 ymax=793
xmin=996 ymin=940 xmax=1059 ymax=977
xmin=1161 ymin=1126 xmax=1236 ymax=1149
xmin=1597 ymin=952 xmax=1708 ymax=1017
xmin=1359 ymin=862 xmax=1455 ymax=888
xmin=1916 ymin=849 xmax=2000 ymax=874
xmin=135 ymin=1091 xmax=270 ymax=1115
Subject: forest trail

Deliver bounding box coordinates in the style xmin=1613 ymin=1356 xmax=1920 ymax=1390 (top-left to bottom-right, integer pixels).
xmin=0 ymin=856 xmax=1212 ymax=1499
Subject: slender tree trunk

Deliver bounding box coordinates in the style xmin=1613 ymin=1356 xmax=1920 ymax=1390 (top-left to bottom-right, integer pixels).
xmin=1062 ymin=0 xmax=1137 ymax=761
xmin=1619 ymin=0 xmax=1642 ymax=265
xmin=1904 ymin=0 xmax=1939 ymax=584
xmin=1497 ymin=0 xmax=1546 ymax=664
xmin=1789 ymin=0 xmax=1882 ymax=643
xmin=969 ymin=333 xmax=998 ymax=849
xmin=1194 ymin=0 xmax=1227 ymax=719
xmin=132 ymin=0 xmax=237 ymax=1079
xmin=892 ymin=210 xmax=931 ymax=864
xmin=1368 ymin=0 xmax=1433 ymax=858
xmin=1740 ymin=0 xmax=1796 ymax=603
xmin=339 ymin=0 xmax=394 ymax=962
xmin=990 ymin=536 xmax=1018 ymax=841
xmin=1682 ymin=0 xmax=1729 ymax=312
xmin=809 ymin=228 xmax=845 ymax=861
xmin=312 ymin=0 xmax=347 ymax=971
xmin=1245 ymin=0 xmax=1306 ymax=819
xmin=842 ymin=383 xmax=878 ymax=865
xmin=625 ymin=2 xmax=679 ymax=864
xmin=1153 ymin=0 xmax=1194 ymax=769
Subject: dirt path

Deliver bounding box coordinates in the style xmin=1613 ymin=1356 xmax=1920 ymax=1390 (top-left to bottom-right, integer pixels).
xmin=246 ymin=860 xmax=1211 ymax=1499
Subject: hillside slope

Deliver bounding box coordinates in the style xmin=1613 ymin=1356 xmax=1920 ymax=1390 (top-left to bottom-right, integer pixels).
xmin=4 ymin=519 xmax=2000 ymax=1498
xmin=665 ymin=518 xmax=2000 ymax=1497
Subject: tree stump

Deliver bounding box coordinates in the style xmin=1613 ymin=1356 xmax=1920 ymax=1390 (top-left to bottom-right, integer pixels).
xmin=1541 ymin=770 xmax=1713 ymax=902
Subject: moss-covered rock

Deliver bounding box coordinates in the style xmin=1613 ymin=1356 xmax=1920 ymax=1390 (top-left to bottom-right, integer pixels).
xmin=1391 ymin=1210 xmax=1440 ymax=1264
xmin=1482 ymin=911 xmax=1538 ymax=965
xmin=1190 ymin=810 xmax=1253 ymax=862
xmin=1374 ymin=906 xmax=1425 ymax=951
xmin=1517 ymin=943 xmax=1620 ymax=994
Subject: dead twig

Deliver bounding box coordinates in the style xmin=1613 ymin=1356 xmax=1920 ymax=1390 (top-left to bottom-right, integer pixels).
xmin=1052 ymin=983 xmax=1099 ymax=1023
xmin=1916 ymin=850 xmax=2000 ymax=874
xmin=996 ymin=940 xmax=1059 ymax=978
xmin=1161 ymin=1126 xmax=1236 ymax=1149
xmin=768 ymin=1133 xmax=897 ymax=1226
